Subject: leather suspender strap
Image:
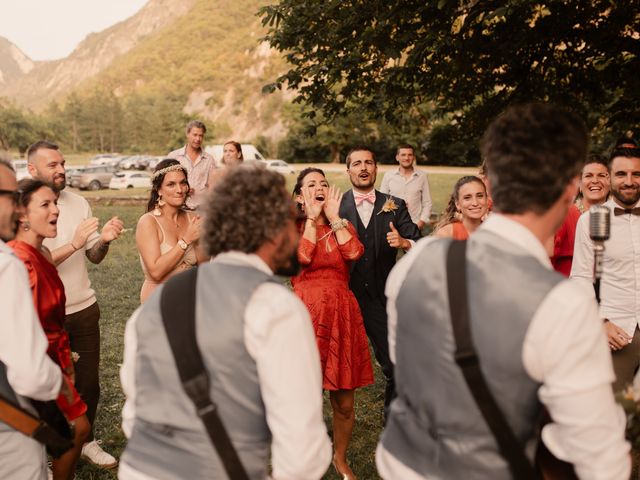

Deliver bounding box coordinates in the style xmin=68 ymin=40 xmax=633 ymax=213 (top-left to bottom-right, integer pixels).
xmin=160 ymin=267 xmax=250 ymax=480
xmin=446 ymin=240 xmax=537 ymax=480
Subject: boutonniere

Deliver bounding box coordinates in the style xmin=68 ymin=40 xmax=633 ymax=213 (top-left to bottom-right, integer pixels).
xmin=377 ymin=197 xmax=398 ymax=215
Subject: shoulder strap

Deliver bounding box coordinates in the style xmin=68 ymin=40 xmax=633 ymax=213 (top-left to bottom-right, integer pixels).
xmin=149 ymin=213 xmax=167 ymax=245
xmin=446 ymin=240 xmax=537 ymax=480
xmin=160 ymin=267 xmax=250 ymax=480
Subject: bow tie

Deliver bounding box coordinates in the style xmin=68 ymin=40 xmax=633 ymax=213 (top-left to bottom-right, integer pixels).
xmin=613 ymin=207 xmax=640 ymax=216
xmin=354 ymin=191 xmax=376 ymax=206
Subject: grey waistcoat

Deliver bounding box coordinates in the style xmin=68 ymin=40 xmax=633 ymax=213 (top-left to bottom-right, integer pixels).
xmin=122 ymin=262 xmax=275 ymax=479
xmin=381 ymin=231 xmax=563 ymax=479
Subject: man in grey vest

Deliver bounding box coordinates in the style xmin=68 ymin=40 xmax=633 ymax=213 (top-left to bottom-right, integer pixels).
xmin=376 ymin=104 xmax=631 ymax=479
xmin=119 ymin=167 xmax=332 ymax=479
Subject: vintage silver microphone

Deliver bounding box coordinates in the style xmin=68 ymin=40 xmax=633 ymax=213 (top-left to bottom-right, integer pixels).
xmin=589 ymin=205 xmax=610 ymax=303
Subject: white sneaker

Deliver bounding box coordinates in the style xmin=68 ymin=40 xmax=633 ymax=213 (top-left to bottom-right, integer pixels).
xmin=80 ymin=440 xmax=118 ymax=469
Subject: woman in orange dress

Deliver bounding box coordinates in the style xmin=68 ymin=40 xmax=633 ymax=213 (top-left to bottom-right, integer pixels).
xmin=433 ymin=175 xmax=488 ymax=239
xmin=291 ymin=168 xmax=373 ymax=480
xmin=9 ymin=179 xmax=90 ymax=480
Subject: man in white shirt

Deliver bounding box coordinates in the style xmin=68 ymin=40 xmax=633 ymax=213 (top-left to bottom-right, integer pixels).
xmin=27 ymin=140 xmax=124 ymax=469
xmin=119 ymin=167 xmax=331 ymax=479
xmin=167 ymin=120 xmax=216 ymax=210
xmin=0 ymin=157 xmax=67 ymax=479
xmin=571 ymin=145 xmax=640 ymax=391
xmin=377 ymin=104 xmax=630 ymax=479
xmin=380 ymin=144 xmax=432 ymax=230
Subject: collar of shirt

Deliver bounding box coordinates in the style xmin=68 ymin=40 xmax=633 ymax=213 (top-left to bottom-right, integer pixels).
xmin=212 ymin=251 xmax=274 ymax=275
xmin=392 ymin=167 xmax=419 ymax=178
xmin=0 ymin=239 xmax=12 ymax=255
xmin=480 ymin=214 xmax=552 ymax=268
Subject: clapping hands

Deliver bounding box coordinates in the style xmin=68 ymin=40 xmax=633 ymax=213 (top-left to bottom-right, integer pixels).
xmin=100 ymin=216 xmax=125 ymax=243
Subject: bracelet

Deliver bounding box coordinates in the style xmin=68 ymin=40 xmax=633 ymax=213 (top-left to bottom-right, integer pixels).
xmin=330 ymin=218 xmax=348 ymax=232
xmin=70 ymin=242 xmax=79 ymax=251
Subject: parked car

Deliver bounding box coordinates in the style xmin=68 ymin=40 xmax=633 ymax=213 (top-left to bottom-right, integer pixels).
xmin=71 ymin=165 xmax=115 ymax=190
xmin=263 ymin=159 xmax=295 ymax=175
xmin=109 ymin=171 xmax=151 ymax=190
xmin=205 ymin=144 xmax=268 ymax=167
xmin=11 ymin=160 xmax=30 ymax=180
xmin=89 ymin=157 xmax=123 ymax=165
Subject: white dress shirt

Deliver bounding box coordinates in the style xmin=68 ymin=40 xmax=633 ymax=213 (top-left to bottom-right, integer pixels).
xmin=378 ymin=214 xmax=630 ymax=480
xmin=120 ymin=251 xmax=331 ymax=480
xmin=571 ymin=199 xmax=640 ymax=336
xmin=380 ymin=168 xmax=432 ymax=224
xmin=0 ymin=241 xmax=61 ymax=400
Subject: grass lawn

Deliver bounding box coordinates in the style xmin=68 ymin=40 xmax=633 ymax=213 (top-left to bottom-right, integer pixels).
xmin=74 ymin=170 xmax=467 ymax=479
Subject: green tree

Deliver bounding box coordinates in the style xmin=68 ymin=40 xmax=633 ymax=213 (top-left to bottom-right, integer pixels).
xmin=260 ymin=1 xmax=639 ymax=144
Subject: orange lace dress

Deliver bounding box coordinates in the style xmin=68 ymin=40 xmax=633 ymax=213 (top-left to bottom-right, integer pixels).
xmin=291 ymin=222 xmax=374 ymax=391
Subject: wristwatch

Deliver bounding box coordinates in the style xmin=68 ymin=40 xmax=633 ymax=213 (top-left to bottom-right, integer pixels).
xmin=178 ymin=238 xmax=189 ymax=251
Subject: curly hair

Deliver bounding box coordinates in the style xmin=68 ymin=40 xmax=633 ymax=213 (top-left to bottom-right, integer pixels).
xmin=480 ymin=103 xmax=587 ymax=214
xmin=146 ymin=159 xmax=189 ymax=212
xmin=434 ymin=176 xmax=486 ymax=231
xmin=202 ymin=167 xmax=293 ymax=256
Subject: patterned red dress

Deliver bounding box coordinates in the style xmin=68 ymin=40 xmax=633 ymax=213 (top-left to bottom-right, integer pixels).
xmin=9 ymin=240 xmax=87 ymax=420
xmin=292 ymin=222 xmax=374 ymax=391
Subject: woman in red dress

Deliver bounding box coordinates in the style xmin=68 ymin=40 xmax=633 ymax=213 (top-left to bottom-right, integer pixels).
xmin=291 ymin=168 xmax=373 ymax=480
xmin=433 ymin=175 xmax=488 ymax=239
xmin=10 ymin=179 xmax=90 ymax=480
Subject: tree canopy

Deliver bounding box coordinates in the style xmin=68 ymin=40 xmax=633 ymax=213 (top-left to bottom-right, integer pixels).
xmin=260 ymin=1 xmax=639 ymax=147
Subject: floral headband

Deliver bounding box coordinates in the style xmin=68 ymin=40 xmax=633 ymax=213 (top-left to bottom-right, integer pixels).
xmin=151 ymin=164 xmax=186 ymax=181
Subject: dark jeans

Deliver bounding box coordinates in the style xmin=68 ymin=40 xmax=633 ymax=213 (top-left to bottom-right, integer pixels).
xmin=355 ymin=293 xmax=395 ymax=419
xmin=65 ymin=302 xmax=100 ymax=441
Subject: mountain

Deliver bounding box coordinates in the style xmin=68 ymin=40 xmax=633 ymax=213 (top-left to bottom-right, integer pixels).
xmin=0 ymin=0 xmax=293 ymax=143
xmin=0 ymin=37 xmax=35 ymax=86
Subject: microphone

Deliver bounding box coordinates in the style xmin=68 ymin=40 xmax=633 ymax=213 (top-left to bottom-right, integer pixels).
xmin=589 ymin=205 xmax=610 ymax=303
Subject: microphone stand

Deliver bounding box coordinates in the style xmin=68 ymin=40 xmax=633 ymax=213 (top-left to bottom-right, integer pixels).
xmin=593 ymin=241 xmax=604 ymax=304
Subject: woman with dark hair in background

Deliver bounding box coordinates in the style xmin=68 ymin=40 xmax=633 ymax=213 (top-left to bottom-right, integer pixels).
xmin=9 ymin=178 xmax=90 ymax=480
xmin=208 ymin=140 xmax=244 ymax=188
xmin=291 ymin=168 xmax=373 ymax=480
xmin=136 ymin=159 xmax=205 ymax=303
xmin=222 ymin=140 xmax=244 ymax=166
xmin=433 ymin=175 xmax=488 ymax=239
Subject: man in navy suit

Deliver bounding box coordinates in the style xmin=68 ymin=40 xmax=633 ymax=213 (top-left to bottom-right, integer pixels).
xmin=339 ymin=147 xmax=421 ymax=417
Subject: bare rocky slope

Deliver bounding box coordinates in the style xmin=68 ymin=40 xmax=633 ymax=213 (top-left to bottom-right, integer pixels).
xmin=0 ymin=0 xmax=292 ymax=142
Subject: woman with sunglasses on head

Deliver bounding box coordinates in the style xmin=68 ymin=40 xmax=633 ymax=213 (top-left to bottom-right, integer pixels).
xmin=136 ymin=159 xmax=206 ymax=303
xmin=9 ymin=178 xmax=90 ymax=480
xmin=291 ymin=168 xmax=373 ymax=480
xmin=433 ymin=176 xmax=488 ymax=239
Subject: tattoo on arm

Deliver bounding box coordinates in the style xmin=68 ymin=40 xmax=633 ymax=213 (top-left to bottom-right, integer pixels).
xmin=86 ymin=239 xmax=109 ymax=264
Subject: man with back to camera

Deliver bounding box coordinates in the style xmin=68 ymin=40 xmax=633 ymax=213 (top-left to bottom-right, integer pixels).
xmin=119 ymin=167 xmax=331 ymax=479
xmin=380 ymin=144 xmax=433 ymax=230
xmin=339 ymin=147 xmax=421 ymax=419
xmin=27 ymin=140 xmax=124 ymax=469
xmin=0 ymin=155 xmax=72 ymax=479
xmin=571 ymin=144 xmax=640 ymax=391
xmin=377 ymin=104 xmax=630 ymax=479
xmin=168 ymin=120 xmax=216 ymax=210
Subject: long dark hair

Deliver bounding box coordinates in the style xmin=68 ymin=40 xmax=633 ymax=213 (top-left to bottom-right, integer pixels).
xmin=146 ymin=159 xmax=189 ymax=212
xmin=17 ymin=178 xmax=48 ymax=209
xmin=292 ymin=167 xmax=326 ymax=215
xmin=434 ymin=176 xmax=486 ymax=231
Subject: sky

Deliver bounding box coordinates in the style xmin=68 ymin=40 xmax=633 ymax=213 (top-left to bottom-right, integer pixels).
xmin=0 ymin=0 xmax=149 ymax=61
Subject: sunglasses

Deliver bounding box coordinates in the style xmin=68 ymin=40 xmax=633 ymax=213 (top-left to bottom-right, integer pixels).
xmin=0 ymin=189 xmax=22 ymax=204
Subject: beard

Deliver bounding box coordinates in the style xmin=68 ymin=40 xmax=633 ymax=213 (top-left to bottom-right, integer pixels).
xmin=274 ymin=249 xmax=301 ymax=277
xmin=612 ymin=185 xmax=640 ymax=206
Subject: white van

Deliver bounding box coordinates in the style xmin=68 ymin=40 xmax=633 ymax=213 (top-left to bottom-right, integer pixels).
xmin=205 ymin=144 xmax=267 ymax=167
